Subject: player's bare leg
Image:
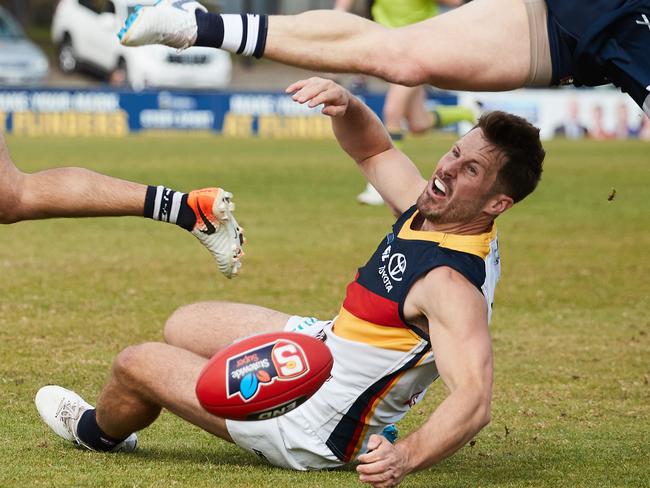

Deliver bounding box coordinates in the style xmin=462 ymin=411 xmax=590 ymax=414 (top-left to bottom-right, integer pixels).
xmin=164 ymin=301 xmax=291 ymax=358
xmin=383 ymin=85 xmax=432 ymax=135
xmin=267 ymin=0 xmax=531 ymax=89
xmin=404 ymin=86 xmax=435 ymax=134
xmin=398 ymin=86 xmax=476 ymax=134
xmin=9 ymin=168 xmax=147 ymax=221
xmin=121 ymin=0 xmax=535 ymax=90
xmin=0 ymin=132 xmax=145 ymax=223
xmin=35 ymin=343 xmax=234 ymax=451
xmin=0 ymin=134 xmax=243 ymax=277
xmin=95 ymin=342 xmax=233 ymax=441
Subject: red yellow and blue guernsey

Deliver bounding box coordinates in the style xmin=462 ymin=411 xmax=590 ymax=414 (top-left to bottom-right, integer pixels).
xmin=293 ymin=205 xmax=501 ymax=463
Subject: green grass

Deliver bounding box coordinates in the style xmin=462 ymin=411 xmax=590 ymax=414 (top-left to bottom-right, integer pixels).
xmin=1 ymin=134 xmax=649 ymax=487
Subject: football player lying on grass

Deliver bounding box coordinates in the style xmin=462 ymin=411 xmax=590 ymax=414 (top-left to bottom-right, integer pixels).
xmin=36 ymin=78 xmax=544 ymax=488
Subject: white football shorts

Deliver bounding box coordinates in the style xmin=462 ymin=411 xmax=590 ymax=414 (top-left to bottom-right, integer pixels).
xmin=225 ymin=316 xmax=344 ymax=470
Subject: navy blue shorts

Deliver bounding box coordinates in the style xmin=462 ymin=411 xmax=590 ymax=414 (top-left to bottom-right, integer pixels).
xmin=547 ymin=0 xmax=650 ymax=115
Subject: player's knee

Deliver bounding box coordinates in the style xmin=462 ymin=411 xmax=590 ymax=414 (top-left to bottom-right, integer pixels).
xmin=353 ymin=27 xmax=426 ymax=86
xmin=473 ymin=395 xmax=492 ymax=430
xmin=369 ymin=59 xmax=421 ymax=86
xmin=371 ymin=49 xmax=427 ymax=86
xmin=479 ymin=403 xmax=492 ymax=428
xmin=394 ymin=65 xmax=427 ymax=86
xmin=164 ymin=303 xmax=213 ymax=346
xmin=163 ymin=305 xmax=192 ymax=345
xmin=112 ymin=344 xmax=151 ymax=386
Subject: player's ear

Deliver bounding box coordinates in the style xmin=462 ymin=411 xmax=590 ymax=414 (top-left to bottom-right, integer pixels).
xmin=484 ymin=193 xmax=513 ymax=216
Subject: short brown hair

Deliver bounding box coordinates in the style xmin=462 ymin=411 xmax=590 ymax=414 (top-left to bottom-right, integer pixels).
xmin=477 ymin=111 xmax=545 ymax=203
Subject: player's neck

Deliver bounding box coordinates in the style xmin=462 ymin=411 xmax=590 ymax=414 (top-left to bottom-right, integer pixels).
xmin=419 ymin=214 xmax=495 ymax=236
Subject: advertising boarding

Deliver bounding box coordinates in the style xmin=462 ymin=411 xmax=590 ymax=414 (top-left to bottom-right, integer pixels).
xmin=0 ymin=88 xmax=456 ymax=138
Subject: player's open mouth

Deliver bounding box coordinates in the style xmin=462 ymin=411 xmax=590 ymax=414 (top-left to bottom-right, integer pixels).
xmin=432 ymin=177 xmax=447 ymax=198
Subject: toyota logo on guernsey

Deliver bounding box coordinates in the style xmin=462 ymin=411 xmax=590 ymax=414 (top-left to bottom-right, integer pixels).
xmin=388 ymin=253 xmax=407 ymax=281
xmin=378 ymin=246 xmax=407 ymax=292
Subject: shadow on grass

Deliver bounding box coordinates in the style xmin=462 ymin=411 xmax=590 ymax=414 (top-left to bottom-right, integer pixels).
xmin=129 ymin=441 xmax=354 ymax=472
xmin=128 ymin=445 xmax=551 ymax=486
xmin=130 ymin=444 xmax=358 ymax=473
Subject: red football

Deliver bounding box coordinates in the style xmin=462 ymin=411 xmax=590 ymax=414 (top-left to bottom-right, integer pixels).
xmin=196 ymin=332 xmax=333 ymax=421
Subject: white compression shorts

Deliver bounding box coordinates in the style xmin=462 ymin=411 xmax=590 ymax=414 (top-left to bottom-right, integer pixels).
xmin=225 ymin=316 xmax=344 ymax=470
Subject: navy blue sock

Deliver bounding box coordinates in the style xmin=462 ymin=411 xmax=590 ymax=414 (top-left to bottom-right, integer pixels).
xmin=76 ymin=409 xmax=127 ymax=452
xmin=195 ymin=11 xmax=267 ymax=58
xmin=143 ymin=185 xmax=196 ymax=231
xmin=195 ymin=10 xmax=224 ymax=48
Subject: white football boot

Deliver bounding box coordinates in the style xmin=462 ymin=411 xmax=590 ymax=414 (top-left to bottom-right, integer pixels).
xmin=187 ymin=188 xmax=245 ymax=279
xmin=357 ymin=183 xmax=385 ymax=206
xmin=118 ymin=0 xmax=207 ymax=49
xmin=35 ymin=385 xmax=137 ymax=453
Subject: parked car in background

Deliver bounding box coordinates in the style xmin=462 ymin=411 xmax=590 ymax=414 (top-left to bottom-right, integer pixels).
xmin=0 ymin=6 xmax=49 ymax=85
xmin=52 ymin=0 xmax=232 ymax=90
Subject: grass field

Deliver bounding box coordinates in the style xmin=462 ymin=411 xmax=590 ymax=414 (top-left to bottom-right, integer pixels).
xmin=1 ymin=134 xmax=649 ymax=487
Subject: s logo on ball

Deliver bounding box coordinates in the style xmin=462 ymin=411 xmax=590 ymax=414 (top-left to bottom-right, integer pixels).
xmin=272 ymin=342 xmax=307 ymax=378
xmin=196 ymin=331 xmax=333 ymax=421
xmin=226 ymin=339 xmax=310 ymax=402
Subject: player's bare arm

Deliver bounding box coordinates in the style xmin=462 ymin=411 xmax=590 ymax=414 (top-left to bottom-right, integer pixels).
xmin=357 ymin=267 xmax=493 ymax=486
xmin=287 ymin=77 xmax=426 ymax=215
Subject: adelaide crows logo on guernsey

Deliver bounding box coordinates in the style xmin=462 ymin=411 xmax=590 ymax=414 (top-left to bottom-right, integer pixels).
xmin=226 ymin=340 xmax=309 ymax=402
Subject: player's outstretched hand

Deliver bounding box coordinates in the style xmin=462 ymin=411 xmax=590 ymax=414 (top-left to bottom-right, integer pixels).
xmin=286 ymin=77 xmax=351 ymax=117
xmin=356 ymin=434 xmax=409 ymax=488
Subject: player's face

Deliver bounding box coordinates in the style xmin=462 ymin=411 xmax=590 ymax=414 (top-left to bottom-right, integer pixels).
xmin=417 ymin=128 xmax=503 ymax=225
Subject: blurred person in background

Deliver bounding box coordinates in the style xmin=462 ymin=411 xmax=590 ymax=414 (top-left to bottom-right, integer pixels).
xmin=588 ymin=104 xmax=613 ymax=140
xmin=335 ymin=0 xmax=477 ymax=206
xmin=639 ymin=114 xmax=650 ymax=141
xmin=553 ymin=97 xmax=587 ymax=139
xmin=613 ymin=102 xmax=640 ymax=139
